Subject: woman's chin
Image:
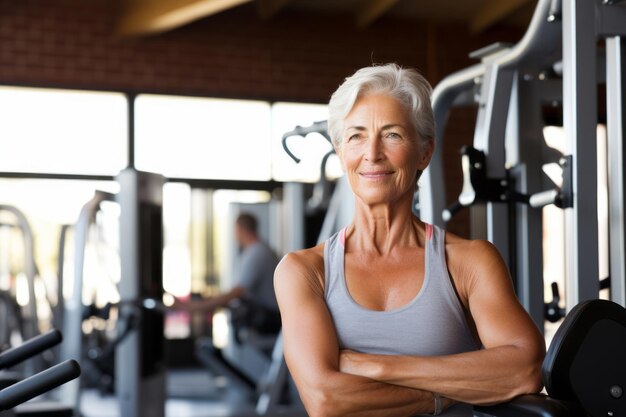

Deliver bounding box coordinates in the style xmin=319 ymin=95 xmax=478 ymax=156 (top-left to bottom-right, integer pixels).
xmin=355 ymin=192 xmax=398 ymax=207
xmin=353 ymin=186 xmax=417 ymax=209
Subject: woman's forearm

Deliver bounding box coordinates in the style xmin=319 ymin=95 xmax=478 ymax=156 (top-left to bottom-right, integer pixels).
xmin=340 ymin=346 xmax=543 ymax=405
xmin=298 ymin=369 xmax=446 ymax=417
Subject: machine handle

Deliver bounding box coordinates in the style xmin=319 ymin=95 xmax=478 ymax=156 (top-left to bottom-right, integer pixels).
xmin=0 ymin=360 xmax=81 ymax=410
xmin=0 ymin=329 xmax=63 ymax=370
xmin=281 ymin=120 xmax=331 ymax=164
xmin=442 ymin=201 xmax=464 ymax=222
xmin=529 ymin=189 xmax=560 ymax=208
xmin=547 ymin=0 xmax=562 ymax=22
xmin=544 ymin=282 xmax=566 ymax=323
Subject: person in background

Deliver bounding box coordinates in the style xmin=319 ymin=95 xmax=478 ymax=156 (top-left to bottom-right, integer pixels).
xmin=173 ymin=212 xmax=281 ymax=336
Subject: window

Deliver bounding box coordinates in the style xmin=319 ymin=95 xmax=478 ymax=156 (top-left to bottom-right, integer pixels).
xmin=135 ymin=95 xmax=272 ymax=181
xmin=0 ymin=87 xmax=127 ymax=175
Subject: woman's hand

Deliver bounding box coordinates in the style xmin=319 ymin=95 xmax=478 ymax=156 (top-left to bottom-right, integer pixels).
xmin=339 ymin=350 xmax=382 ymax=380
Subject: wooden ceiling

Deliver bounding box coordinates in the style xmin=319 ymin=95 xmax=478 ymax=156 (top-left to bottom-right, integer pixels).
xmin=118 ymin=0 xmax=537 ymax=37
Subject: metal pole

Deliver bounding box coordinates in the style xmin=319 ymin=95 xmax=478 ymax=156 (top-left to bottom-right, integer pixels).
xmin=58 ymin=191 xmax=115 ymax=409
xmin=127 ymin=93 xmax=136 ymax=169
xmin=283 ymin=183 xmax=305 ymax=252
xmin=116 ymin=168 xmax=165 ymax=417
xmin=472 ymin=64 xmax=514 ymax=268
xmin=562 ymin=0 xmax=599 ymax=311
xmin=512 ymin=77 xmax=550 ymax=332
xmin=606 ymin=36 xmax=626 ymax=306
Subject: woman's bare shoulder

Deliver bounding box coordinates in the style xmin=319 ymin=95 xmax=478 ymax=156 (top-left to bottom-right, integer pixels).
xmin=444 ymin=227 xmax=496 ymax=248
xmin=274 ymin=243 xmax=326 ymax=297
xmin=444 ymin=231 xmax=509 ymax=295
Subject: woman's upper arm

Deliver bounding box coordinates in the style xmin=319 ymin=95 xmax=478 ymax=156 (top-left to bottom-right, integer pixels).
xmin=274 ymin=251 xmax=340 ymax=394
xmin=462 ymin=240 xmax=545 ymax=356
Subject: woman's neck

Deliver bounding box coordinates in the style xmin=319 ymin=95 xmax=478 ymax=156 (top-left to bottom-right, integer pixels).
xmin=348 ymin=194 xmax=423 ymax=255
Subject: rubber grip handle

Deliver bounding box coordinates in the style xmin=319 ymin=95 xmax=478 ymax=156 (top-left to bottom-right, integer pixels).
xmin=0 ymin=329 xmax=63 ymax=370
xmin=0 ymin=360 xmax=81 ymax=410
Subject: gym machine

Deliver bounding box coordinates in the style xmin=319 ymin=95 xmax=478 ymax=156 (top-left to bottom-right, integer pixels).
xmin=421 ymin=0 xmax=563 ymax=331
xmin=417 ymin=0 xmax=626 ymax=415
xmin=0 ymin=205 xmax=48 ymax=376
xmin=282 ymin=120 xmax=336 ymax=215
xmin=58 ymin=168 xmax=166 ymax=417
xmin=282 ymin=120 xmax=354 ymax=244
xmin=59 ymin=169 xmax=305 ymax=417
xmin=420 ymin=0 xmax=626 ymax=330
xmin=115 ymin=168 xmax=166 ymax=417
xmin=58 ymin=191 xmax=117 ymax=409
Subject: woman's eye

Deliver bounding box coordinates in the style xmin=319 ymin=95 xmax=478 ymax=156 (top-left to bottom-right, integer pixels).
xmin=386 ymin=132 xmax=401 ymax=139
xmin=348 ymin=134 xmax=361 ymax=141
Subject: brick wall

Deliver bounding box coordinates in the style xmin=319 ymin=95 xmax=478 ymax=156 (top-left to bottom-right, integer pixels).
xmin=0 ymin=0 xmax=524 ymax=100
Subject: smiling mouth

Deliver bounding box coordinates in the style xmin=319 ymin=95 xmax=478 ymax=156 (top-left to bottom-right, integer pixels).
xmin=359 ymin=171 xmax=394 ymax=179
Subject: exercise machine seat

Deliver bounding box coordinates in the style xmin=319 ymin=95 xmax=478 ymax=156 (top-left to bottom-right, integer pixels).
xmin=543 ymin=299 xmax=626 ymax=416
xmin=474 ymin=394 xmax=585 ymax=417
xmin=476 ymin=299 xmax=626 ymax=417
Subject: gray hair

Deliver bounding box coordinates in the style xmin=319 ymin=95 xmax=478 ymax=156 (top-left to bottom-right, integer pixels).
xmin=328 ymin=63 xmax=435 ymax=150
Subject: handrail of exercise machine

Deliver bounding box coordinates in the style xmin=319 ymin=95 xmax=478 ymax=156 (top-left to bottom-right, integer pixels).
xmin=0 ymin=360 xmax=81 ymax=411
xmin=0 ymin=330 xmax=63 ymax=370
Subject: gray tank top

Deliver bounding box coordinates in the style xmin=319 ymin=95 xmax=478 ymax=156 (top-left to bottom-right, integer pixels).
xmin=324 ymin=224 xmax=478 ymax=416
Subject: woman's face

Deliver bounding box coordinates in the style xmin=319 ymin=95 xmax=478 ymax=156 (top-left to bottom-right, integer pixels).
xmin=337 ymin=93 xmax=432 ymax=206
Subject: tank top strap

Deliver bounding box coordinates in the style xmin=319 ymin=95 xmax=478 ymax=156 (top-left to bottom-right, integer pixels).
xmin=323 ymin=228 xmax=346 ymax=298
xmin=424 ymin=222 xmax=447 ymax=279
xmin=426 ymin=223 xmax=474 ymax=340
xmin=426 ymin=222 xmax=442 ymax=258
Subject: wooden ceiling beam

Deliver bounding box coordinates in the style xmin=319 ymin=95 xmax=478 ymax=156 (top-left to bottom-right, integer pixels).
xmin=118 ymin=0 xmax=253 ymax=36
xmin=355 ymin=0 xmax=402 ymax=28
xmin=469 ymin=0 xmax=533 ymax=33
xmin=257 ymin=0 xmax=292 ymax=19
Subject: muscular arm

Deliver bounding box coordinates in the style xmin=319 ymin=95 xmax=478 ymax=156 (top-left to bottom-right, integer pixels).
xmin=340 ymin=240 xmax=545 ymax=405
xmin=275 ymin=251 xmax=445 ymax=417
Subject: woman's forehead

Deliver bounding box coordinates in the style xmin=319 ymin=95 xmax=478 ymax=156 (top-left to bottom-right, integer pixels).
xmin=344 ymin=94 xmax=414 ymax=129
xmin=348 ymin=94 xmax=410 ymax=117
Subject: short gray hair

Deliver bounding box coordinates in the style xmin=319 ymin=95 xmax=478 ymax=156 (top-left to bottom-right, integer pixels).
xmin=328 ymin=63 xmax=435 ymax=149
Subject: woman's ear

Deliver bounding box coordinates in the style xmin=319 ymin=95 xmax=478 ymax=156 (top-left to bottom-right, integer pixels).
xmin=418 ymin=140 xmax=435 ymax=170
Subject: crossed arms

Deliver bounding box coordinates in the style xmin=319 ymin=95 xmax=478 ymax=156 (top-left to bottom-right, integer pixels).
xmin=274 ymin=240 xmax=545 ymax=417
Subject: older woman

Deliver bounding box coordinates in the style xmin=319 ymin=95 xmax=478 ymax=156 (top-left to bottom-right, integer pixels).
xmin=274 ymin=64 xmax=545 ymax=417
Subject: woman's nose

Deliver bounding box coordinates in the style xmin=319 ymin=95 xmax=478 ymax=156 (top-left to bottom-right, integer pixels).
xmin=364 ymin=137 xmax=383 ymax=161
